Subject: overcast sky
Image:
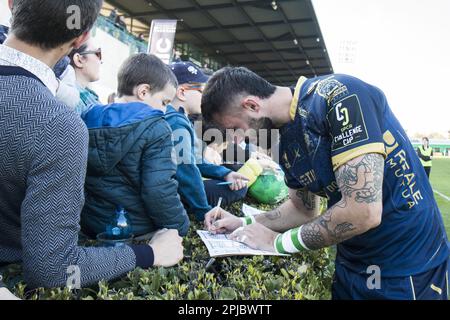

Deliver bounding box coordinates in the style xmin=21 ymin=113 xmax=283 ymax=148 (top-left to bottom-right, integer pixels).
xmin=312 ymin=0 xmax=450 ymax=136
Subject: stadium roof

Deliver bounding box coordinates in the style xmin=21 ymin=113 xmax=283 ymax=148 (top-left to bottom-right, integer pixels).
xmin=105 ymin=0 xmax=333 ymax=86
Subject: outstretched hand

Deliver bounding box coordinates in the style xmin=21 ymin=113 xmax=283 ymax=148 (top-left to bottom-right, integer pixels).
xmin=229 ymin=223 xmax=279 ymax=252
xmin=204 ymin=207 xmax=243 ymax=234
xmin=224 ymin=172 xmax=249 ymax=191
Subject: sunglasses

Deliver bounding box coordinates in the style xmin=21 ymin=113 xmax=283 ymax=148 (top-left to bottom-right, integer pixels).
xmin=79 ymin=48 xmax=102 ymax=61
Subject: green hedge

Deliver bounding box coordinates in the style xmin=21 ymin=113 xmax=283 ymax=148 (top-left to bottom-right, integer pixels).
xmin=3 ymin=199 xmax=335 ymax=300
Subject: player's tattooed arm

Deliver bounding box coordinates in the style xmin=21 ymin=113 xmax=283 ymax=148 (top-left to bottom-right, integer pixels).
xmin=300 ymin=153 xmax=384 ymax=250
xmin=295 ymin=189 xmax=317 ymax=211
xmin=265 ymin=209 xmax=281 ymax=221
xmin=336 ymin=153 xmax=384 ymax=204
xmin=256 ymin=189 xmax=320 ymax=233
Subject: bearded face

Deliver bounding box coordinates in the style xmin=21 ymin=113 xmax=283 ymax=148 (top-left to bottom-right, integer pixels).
xmin=247 ymin=117 xmax=276 ymax=131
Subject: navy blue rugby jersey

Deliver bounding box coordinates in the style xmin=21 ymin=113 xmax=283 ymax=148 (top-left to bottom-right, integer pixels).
xmin=279 ymin=74 xmax=449 ymax=277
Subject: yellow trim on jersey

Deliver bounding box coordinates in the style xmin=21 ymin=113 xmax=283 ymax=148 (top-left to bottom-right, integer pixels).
xmin=430 ymin=284 xmax=443 ymax=295
xmin=289 ymin=76 xmax=308 ymax=121
xmin=332 ymin=143 xmax=387 ymax=171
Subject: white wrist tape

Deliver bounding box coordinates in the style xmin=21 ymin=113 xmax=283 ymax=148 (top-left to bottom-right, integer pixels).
xmin=274 ymin=226 xmax=311 ymax=254
xmin=240 ymin=215 xmax=256 ymax=226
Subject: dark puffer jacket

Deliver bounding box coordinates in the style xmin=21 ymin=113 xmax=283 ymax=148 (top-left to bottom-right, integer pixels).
xmin=81 ymin=102 xmax=190 ymax=238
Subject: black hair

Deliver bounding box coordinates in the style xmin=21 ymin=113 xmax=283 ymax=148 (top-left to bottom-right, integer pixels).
xmin=10 ymin=0 xmax=103 ymax=49
xmin=117 ymin=53 xmax=178 ymax=97
xmin=201 ymin=67 xmax=276 ymax=124
xmin=68 ymin=43 xmax=88 ymax=67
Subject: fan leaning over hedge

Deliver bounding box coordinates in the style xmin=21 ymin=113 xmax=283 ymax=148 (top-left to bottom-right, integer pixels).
xmin=200 ymin=67 xmax=449 ymax=300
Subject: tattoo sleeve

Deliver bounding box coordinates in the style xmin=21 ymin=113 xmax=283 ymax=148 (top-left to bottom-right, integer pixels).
xmin=300 ymin=153 xmax=384 ymax=250
xmin=256 ymin=188 xmax=319 ymax=233
xmin=265 ymin=209 xmax=281 ymax=221
xmin=336 ymin=153 xmax=384 ymax=203
xmin=296 ymin=189 xmax=316 ymax=210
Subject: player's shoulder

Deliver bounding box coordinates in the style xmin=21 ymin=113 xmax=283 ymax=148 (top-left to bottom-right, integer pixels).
xmin=297 ymin=74 xmax=379 ymax=127
xmin=308 ymin=74 xmax=365 ymax=101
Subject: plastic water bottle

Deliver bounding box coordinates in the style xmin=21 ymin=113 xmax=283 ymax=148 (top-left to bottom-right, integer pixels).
xmin=106 ymin=206 xmax=132 ymax=240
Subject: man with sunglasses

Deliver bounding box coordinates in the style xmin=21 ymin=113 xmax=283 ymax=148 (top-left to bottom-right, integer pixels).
xmin=69 ymin=39 xmax=102 ymax=115
xmin=166 ymin=62 xmax=248 ymax=222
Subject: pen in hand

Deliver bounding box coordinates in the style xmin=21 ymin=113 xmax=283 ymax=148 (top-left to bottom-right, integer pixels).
xmin=216 ymin=181 xmax=233 ymax=186
xmin=210 ymin=197 xmax=223 ymax=233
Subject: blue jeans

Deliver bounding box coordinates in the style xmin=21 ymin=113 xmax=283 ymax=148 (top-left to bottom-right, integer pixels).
xmin=203 ymin=180 xmax=248 ymax=207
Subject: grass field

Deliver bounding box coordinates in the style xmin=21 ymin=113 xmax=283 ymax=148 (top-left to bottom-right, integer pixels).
xmin=430 ymin=158 xmax=450 ymax=235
